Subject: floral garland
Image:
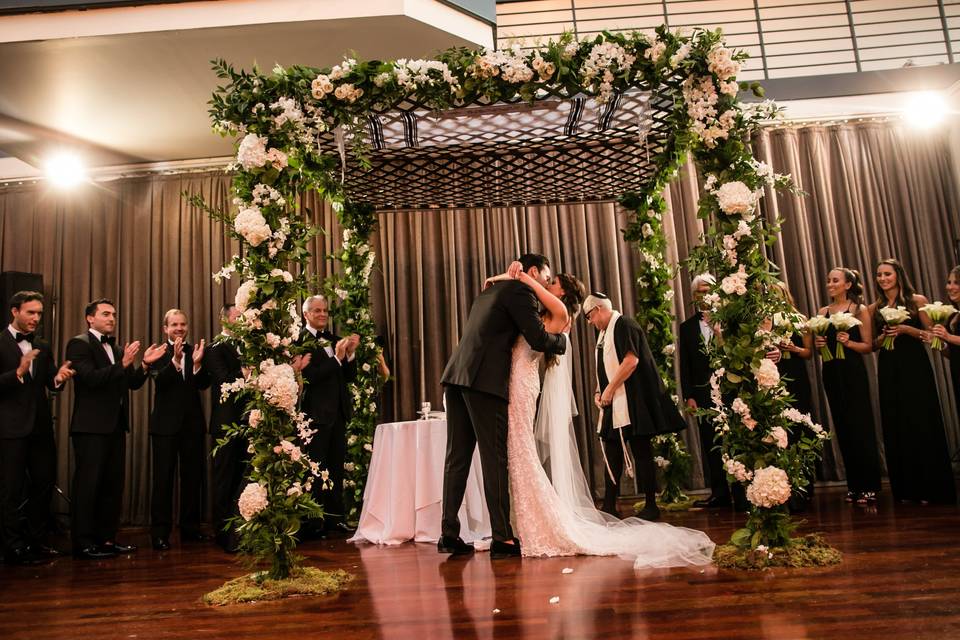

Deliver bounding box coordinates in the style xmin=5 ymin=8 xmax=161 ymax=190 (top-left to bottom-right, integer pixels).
xmin=324 ymin=201 xmax=383 ymax=521
xmin=203 ymin=25 xmax=830 ymax=575
xmin=620 ymin=192 xmax=690 ymax=503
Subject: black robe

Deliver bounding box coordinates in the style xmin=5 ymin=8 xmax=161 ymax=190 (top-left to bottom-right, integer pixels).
xmin=597 ymin=315 xmax=687 ymax=440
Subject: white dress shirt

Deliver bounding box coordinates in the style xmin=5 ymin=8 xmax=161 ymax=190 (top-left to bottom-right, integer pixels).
xmin=8 ymin=324 xmax=34 ymax=380
xmin=88 ymin=328 xmax=116 ymax=365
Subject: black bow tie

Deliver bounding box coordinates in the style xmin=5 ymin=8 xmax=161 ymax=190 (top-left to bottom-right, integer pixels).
xmin=14 ymin=332 xmax=34 ymax=344
xmin=318 ymin=331 xmax=335 ymax=341
xmin=99 ymin=334 xmax=116 ymax=345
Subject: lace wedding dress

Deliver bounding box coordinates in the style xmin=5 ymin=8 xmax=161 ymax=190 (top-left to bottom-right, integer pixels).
xmin=507 ymin=335 xmax=715 ymax=568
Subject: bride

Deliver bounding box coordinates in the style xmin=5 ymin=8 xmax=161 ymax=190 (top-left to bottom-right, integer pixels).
xmin=487 ymin=264 xmax=715 ymax=568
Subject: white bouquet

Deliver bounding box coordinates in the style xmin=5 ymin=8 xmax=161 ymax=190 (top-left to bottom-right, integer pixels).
xmin=828 ymin=312 xmax=862 ymax=359
xmin=920 ymin=301 xmax=958 ymax=350
xmin=773 ymin=311 xmax=805 ymax=359
xmin=878 ymin=306 xmax=911 ymax=350
xmin=805 ymin=315 xmax=833 ymax=361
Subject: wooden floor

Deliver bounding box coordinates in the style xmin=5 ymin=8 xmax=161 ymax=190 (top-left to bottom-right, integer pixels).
xmin=3 ymin=486 xmax=960 ymax=639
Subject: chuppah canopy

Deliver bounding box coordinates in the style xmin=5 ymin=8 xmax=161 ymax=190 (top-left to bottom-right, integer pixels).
xmin=328 ymin=87 xmax=676 ymax=209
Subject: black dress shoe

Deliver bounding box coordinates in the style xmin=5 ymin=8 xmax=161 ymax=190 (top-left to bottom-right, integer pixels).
xmin=693 ymin=495 xmax=731 ymax=508
xmin=73 ymin=545 xmax=116 ymax=560
xmin=101 ymin=541 xmax=138 ymax=554
xmin=4 ymin=546 xmax=48 ymax=565
xmin=636 ymin=503 xmax=661 ymax=521
xmin=152 ymin=537 xmax=171 ymax=551
xmin=332 ymin=522 xmax=356 ymax=534
xmin=490 ymin=538 xmax=522 ymax=559
xmin=437 ymin=535 xmax=475 ymax=556
xmin=30 ymin=544 xmax=62 ymax=558
xmin=181 ymin=532 xmax=213 ymax=543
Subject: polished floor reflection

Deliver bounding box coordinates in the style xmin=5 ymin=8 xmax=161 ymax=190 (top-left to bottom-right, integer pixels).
xmin=2 ymin=485 xmax=960 ymax=639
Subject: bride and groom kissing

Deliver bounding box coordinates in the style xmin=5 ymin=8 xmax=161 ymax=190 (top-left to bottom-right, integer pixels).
xmin=438 ymin=254 xmax=714 ymax=569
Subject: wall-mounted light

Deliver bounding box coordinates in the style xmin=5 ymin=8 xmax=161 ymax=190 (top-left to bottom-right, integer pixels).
xmin=903 ymin=91 xmax=948 ymax=130
xmin=44 ymin=152 xmax=87 ymax=187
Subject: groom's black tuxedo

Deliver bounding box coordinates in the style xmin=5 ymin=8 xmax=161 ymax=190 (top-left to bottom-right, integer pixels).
xmin=440 ymin=279 xmax=566 ymax=543
xmin=441 ymin=280 xmax=565 ymax=398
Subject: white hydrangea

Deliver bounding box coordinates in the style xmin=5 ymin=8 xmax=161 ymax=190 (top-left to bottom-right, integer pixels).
xmin=754 ymin=358 xmax=780 ymax=388
xmin=234 ymin=206 xmax=272 ymax=247
xmin=715 ymin=181 xmax=757 ymax=216
xmin=236 ymin=133 xmax=268 ymax=170
xmin=235 ymin=279 xmax=257 ymax=312
xmin=746 ymin=465 xmax=791 ymax=508
xmin=238 ymin=482 xmax=269 ymax=520
xmin=255 ymin=359 xmax=300 ymax=414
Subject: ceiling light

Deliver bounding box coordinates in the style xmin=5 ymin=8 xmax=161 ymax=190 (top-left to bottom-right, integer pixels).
xmin=44 ymin=152 xmax=87 ymax=187
xmin=903 ymin=91 xmax=948 ymax=129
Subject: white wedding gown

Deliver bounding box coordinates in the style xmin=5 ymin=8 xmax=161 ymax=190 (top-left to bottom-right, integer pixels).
xmin=507 ymin=334 xmax=715 ymax=569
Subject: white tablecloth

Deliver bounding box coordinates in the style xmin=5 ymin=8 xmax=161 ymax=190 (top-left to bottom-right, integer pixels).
xmin=350 ymin=419 xmax=491 ymax=545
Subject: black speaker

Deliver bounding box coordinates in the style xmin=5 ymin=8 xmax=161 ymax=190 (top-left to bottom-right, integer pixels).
xmin=2 ymin=271 xmax=45 ymax=338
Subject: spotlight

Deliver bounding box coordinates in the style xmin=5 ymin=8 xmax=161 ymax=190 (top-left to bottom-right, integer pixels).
xmin=44 ymin=152 xmax=87 ymax=187
xmin=903 ymin=91 xmax=948 ymax=129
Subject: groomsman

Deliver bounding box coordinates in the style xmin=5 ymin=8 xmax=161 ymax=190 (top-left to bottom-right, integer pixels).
xmin=0 ymin=291 xmax=74 ymax=565
xmin=678 ymin=274 xmax=732 ymax=509
xmin=300 ymin=294 xmax=358 ymax=537
xmin=204 ymin=304 xmax=247 ymax=552
xmin=146 ymin=309 xmax=209 ymax=551
xmin=66 ymin=298 xmax=165 ymax=559
xmin=584 ymin=293 xmax=687 ymax=522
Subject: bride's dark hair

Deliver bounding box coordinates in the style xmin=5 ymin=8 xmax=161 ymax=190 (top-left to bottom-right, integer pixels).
xmin=544 ymin=273 xmax=587 ymax=367
xmin=555 ymin=273 xmax=587 ymax=319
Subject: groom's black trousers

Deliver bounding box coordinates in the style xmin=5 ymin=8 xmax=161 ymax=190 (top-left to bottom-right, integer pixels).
xmin=441 ymin=385 xmax=514 ymax=543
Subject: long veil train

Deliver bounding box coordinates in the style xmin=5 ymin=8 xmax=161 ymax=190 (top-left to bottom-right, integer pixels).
xmin=533 ymin=334 xmax=715 ymax=569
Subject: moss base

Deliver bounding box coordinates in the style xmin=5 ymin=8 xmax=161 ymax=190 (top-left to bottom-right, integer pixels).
xmin=633 ymin=496 xmax=696 ymax=514
xmin=203 ymin=567 xmax=354 ymax=606
xmin=713 ymin=534 xmax=842 ymax=570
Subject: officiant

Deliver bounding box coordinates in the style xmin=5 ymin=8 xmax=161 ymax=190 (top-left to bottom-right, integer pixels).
xmin=584 ymin=293 xmax=686 ymax=523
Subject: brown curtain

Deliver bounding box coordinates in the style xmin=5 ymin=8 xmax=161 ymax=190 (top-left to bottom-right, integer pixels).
xmin=1 ymin=119 xmax=958 ymax=525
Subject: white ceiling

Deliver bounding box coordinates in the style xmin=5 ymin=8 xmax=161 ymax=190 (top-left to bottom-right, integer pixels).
xmin=0 ymin=0 xmax=495 ymax=179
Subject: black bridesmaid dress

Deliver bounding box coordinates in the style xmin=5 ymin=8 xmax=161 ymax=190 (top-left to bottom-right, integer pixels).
xmin=949 ymin=313 xmax=960 ymax=426
xmin=778 ymin=331 xmax=817 ymax=508
xmin=821 ymin=309 xmax=882 ymax=496
xmin=877 ymin=313 xmax=956 ymax=503
xmin=778 ymin=332 xmax=813 ymax=416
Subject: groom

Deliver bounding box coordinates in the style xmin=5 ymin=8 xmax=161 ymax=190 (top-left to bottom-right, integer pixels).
xmin=439 ymin=254 xmax=567 ymax=559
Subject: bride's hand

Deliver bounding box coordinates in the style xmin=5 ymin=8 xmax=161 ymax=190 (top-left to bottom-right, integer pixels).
xmin=507 ymin=261 xmax=523 ymax=279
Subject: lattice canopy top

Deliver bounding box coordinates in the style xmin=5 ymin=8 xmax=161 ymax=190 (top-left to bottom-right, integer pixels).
xmin=326 ymin=88 xmax=675 ymax=210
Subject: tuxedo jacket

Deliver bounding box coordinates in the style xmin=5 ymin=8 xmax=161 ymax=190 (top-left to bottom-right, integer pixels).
xmin=65 ymin=331 xmax=148 ymax=435
xmin=0 ymin=330 xmax=58 ymax=439
xmin=300 ymin=330 xmax=356 ymax=427
xmin=147 ymin=343 xmax=210 ymax=436
xmin=203 ymin=338 xmax=244 ymax=437
xmin=678 ymin=312 xmax=713 ymax=407
xmin=441 ymin=279 xmax=566 ymax=401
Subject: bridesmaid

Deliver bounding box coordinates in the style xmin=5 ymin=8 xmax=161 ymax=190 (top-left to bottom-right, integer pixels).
xmin=766 ymin=281 xmax=816 ymax=511
xmin=814 ymin=268 xmax=882 ymax=504
xmin=769 ymin=281 xmax=814 ymax=416
xmin=870 ymin=258 xmax=956 ymax=504
xmin=929 ymin=265 xmax=960 ymax=440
